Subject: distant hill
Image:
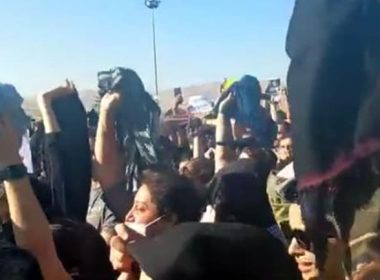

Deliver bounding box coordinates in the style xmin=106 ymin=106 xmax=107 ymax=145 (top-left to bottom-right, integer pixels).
xmin=23 ymin=82 xmax=221 ymax=118
xmin=23 ymin=80 xmax=284 ymax=118
xmin=158 ymin=82 xmax=220 ymax=111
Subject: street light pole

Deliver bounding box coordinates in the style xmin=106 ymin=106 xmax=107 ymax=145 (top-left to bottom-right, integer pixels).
xmin=151 ymin=9 xmax=159 ymax=97
xmin=145 ymin=0 xmax=161 ymax=97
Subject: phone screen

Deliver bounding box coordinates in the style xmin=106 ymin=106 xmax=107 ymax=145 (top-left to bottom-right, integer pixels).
xmin=174 ymin=87 xmax=182 ymax=97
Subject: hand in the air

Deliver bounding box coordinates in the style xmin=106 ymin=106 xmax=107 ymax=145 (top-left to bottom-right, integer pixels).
xmin=100 ymin=92 xmax=122 ymax=116
xmin=37 ymin=80 xmax=77 ymax=108
xmin=219 ymin=92 xmax=236 ymax=116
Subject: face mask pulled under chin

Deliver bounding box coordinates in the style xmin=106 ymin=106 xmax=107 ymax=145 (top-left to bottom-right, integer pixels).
xmin=124 ymin=222 xmax=148 ymax=236
xmin=124 ymin=216 xmax=166 ymax=237
xmin=200 ymin=205 xmax=216 ymax=223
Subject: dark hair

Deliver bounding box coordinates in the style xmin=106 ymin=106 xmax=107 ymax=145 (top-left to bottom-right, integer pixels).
xmin=249 ymin=149 xmax=277 ymax=179
xmin=180 ymin=158 xmax=214 ymax=203
xmin=30 ymin=122 xmax=45 ymax=178
xmin=29 ymin=176 xmax=53 ymax=219
xmin=214 ymin=173 xmax=276 ymax=228
xmin=0 ymin=241 xmax=43 ymax=280
xmin=50 ymin=219 xmax=115 ymax=280
xmin=180 ymin=158 xmax=214 ymax=185
xmin=175 ymin=146 xmax=192 ymax=168
xmin=141 ymin=166 xmax=203 ymax=223
xmin=87 ymin=109 xmax=99 ymax=128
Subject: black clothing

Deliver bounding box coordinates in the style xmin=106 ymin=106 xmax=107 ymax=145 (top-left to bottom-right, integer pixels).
xmin=287 ymin=0 xmax=380 ymax=188
xmin=102 ymin=182 xmax=133 ymax=222
xmin=98 ymin=68 xmax=161 ymax=193
xmin=128 ymin=223 xmax=302 ymax=280
xmin=45 ymin=94 xmax=92 ymax=222
xmin=208 ymin=159 xmax=277 ymax=229
xmin=286 ymin=0 xmax=380 ymax=271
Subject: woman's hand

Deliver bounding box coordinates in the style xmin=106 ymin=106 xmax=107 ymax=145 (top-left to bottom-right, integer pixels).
xmin=109 ymin=223 xmax=144 ymax=272
xmin=37 ymin=80 xmax=77 ymax=134
xmin=0 ymin=114 xmax=23 ymax=168
xmin=218 ymin=92 xmax=236 ymax=116
xmin=37 ymin=80 xmax=76 ymax=108
xmin=100 ymin=92 xmax=121 ymax=116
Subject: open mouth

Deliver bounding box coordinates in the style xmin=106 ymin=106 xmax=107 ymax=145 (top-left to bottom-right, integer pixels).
xmin=297 ymin=262 xmax=314 ymax=273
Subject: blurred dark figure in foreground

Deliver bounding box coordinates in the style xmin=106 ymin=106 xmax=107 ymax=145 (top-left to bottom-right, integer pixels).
xmin=287 ymin=0 xmax=380 ymax=276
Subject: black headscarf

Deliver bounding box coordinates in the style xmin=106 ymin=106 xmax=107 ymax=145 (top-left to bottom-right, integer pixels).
xmin=287 ymin=0 xmax=380 ymax=272
xmin=208 ymin=159 xmax=276 ymax=228
xmin=128 ymin=223 xmax=302 ymax=280
xmin=98 ymin=67 xmax=161 ymax=192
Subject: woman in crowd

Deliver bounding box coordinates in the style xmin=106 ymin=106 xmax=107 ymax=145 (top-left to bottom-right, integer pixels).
xmin=179 ymin=157 xmax=214 ymax=199
xmin=92 ymin=91 xmax=204 ymax=275
xmin=0 ymin=82 xmax=115 ymax=280
xmin=199 ymin=87 xmax=286 ymax=244
xmin=288 ymin=203 xmax=346 ymax=280
xmin=0 ymin=83 xmax=72 ymax=279
xmin=108 ymin=166 xmax=204 ymax=274
xmin=208 ymin=158 xmax=287 ymax=245
xmin=124 ymin=166 xmax=203 ymax=227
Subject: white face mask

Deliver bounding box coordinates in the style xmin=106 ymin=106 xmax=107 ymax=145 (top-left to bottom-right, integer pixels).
xmin=124 ymin=222 xmax=147 ymax=236
xmin=239 ymin=151 xmax=251 ymax=159
xmin=125 ymin=216 xmax=165 ymax=237
xmin=200 ymin=205 xmax=216 ymax=223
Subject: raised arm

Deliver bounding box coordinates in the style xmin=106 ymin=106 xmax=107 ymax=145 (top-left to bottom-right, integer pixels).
xmin=94 ymin=93 xmax=133 ymax=220
xmin=37 ymin=80 xmax=76 ymax=134
xmin=215 ymin=93 xmax=236 ymax=173
xmin=38 ymin=81 xmax=91 ymax=221
xmin=189 ymin=118 xmax=206 ymax=159
xmin=0 ymin=115 xmax=70 ymax=280
xmin=94 ymin=93 xmax=124 ymax=188
xmin=193 ymin=134 xmax=206 ymax=159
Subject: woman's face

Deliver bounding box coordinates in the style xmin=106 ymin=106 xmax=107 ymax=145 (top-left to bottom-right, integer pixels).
xmin=125 ymin=184 xmax=159 ymax=225
xmin=288 ymin=204 xmax=345 ymax=280
xmin=288 ymin=204 xmax=319 ymax=280
xmin=278 ymin=137 xmax=293 ymax=162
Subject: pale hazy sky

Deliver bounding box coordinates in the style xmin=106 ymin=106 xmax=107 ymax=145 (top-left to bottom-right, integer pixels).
xmin=0 ymin=0 xmax=294 ymax=96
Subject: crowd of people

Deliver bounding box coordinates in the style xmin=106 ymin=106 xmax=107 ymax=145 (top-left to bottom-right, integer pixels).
xmin=0 ymin=71 xmax=376 ymax=280
xmin=2 ymin=1 xmax=380 ymax=280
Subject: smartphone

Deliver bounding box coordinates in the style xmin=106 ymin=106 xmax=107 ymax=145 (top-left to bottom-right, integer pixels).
xmin=266 ymin=78 xmax=281 ymax=95
xmin=174 ymin=87 xmax=182 ymax=97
